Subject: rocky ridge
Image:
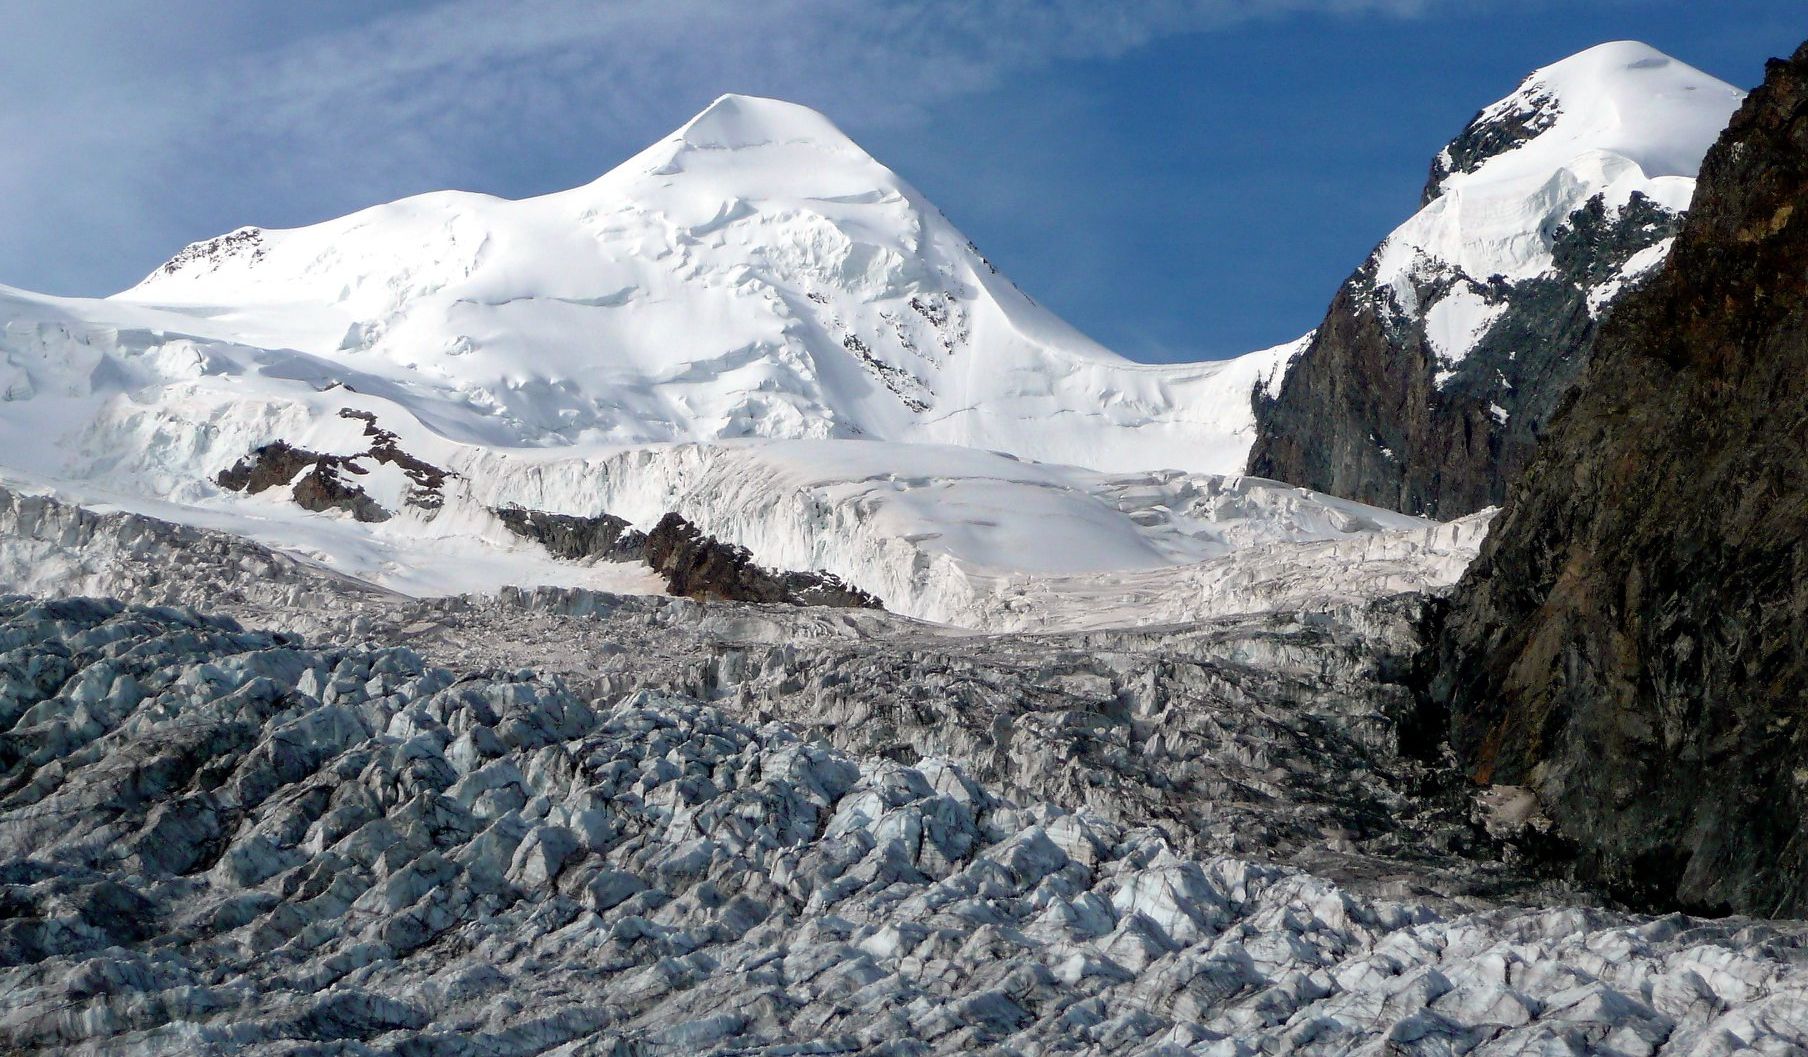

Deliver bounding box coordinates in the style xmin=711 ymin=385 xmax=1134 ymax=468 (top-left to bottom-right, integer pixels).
xmin=1249 ymin=191 xmax=1679 ymax=518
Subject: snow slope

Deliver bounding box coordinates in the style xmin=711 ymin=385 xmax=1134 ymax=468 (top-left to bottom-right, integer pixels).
xmin=0 ymin=92 xmax=1383 ymax=628
xmin=0 ymin=270 xmax=1426 ymax=626
xmin=117 ymin=93 xmax=1291 ymax=475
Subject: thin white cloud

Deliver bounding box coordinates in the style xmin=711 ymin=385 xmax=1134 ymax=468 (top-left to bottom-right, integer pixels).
xmin=0 ymin=0 xmax=1465 ymax=294
xmin=202 ymin=0 xmax=1451 ymax=139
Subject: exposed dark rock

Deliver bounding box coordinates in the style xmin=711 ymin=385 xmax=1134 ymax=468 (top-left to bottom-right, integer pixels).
xmin=336 ymin=408 xmax=450 ymax=511
xmin=1430 ymin=42 xmax=1808 ymax=916
xmin=644 ymin=512 xmax=881 ymax=609
xmin=493 ymin=506 xmax=646 ymax=562
xmin=1421 ymin=86 xmax=1559 ymax=206
xmin=495 ymin=505 xmax=882 ymax=610
xmin=214 ymin=441 xmax=317 ymax=496
xmin=216 ymin=441 xmax=391 ymax=523
xmin=153 ymin=226 xmax=265 ymax=277
xmin=842 ymin=333 xmax=930 ymax=413
xmin=214 ymin=410 xmax=452 ymax=524
xmin=1251 ymin=103 xmax=1686 ymax=518
xmin=289 ymin=464 xmax=389 ymax=523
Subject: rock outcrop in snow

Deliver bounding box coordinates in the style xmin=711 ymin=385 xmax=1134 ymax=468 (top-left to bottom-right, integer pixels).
xmin=640 ymin=511 xmax=884 ymax=608
xmin=1249 ymin=42 xmax=1744 ymax=517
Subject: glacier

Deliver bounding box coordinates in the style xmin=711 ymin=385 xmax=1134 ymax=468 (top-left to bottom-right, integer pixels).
xmin=3 ymin=538 xmax=1807 ymax=1055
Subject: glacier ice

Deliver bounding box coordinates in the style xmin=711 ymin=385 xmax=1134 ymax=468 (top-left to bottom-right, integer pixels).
xmin=3 ymin=588 xmax=1808 ymax=1056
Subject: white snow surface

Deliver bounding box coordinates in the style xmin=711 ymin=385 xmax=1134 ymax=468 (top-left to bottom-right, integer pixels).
xmin=0 ymin=92 xmax=1396 ymax=630
xmin=1374 ymin=41 xmax=1742 ymax=374
xmin=0 ymin=271 xmax=1426 ymax=627
xmin=0 ymin=271 xmax=1425 ymax=626
xmin=116 ymin=93 xmax=1293 ymax=476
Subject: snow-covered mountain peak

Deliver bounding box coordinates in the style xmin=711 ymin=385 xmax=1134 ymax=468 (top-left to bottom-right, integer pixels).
xmin=1425 ymin=42 xmax=1741 ymax=208
xmin=4 ymin=50 xmax=1740 ymax=630
xmin=106 ymin=92 xmax=1284 ymax=471
xmin=1364 ymin=41 xmax=1742 ymax=376
xmin=1249 ymin=41 xmax=1746 ymax=517
xmin=674 ymin=92 xmax=862 ymax=153
xmin=127 ymin=94 xmax=920 ymax=317
xmin=616 ymin=92 xmax=909 ymax=204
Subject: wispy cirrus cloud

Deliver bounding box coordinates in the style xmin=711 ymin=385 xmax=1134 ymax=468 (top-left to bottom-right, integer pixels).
xmin=0 ymin=0 xmax=1461 ymax=296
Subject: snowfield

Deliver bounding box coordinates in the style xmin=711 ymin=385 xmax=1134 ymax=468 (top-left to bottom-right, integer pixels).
xmin=114 ymin=93 xmax=1294 ymax=475
xmin=0 ymin=93 xmax=1361 ymax=629
xmin=0 ymin=184 xmax=1379 ymax=628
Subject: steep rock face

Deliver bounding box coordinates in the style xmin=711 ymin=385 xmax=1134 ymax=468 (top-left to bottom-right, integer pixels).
xmin=1249 ymin=43 xmax=1741 ymax=517
xmin=1431 ymin=42 xmax=1808 ymax=915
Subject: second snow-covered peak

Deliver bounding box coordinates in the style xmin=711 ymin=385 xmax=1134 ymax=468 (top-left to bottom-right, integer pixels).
xmin=1376 ymin=40 xmax=1742 ymax=307
xmin=1426 ymin=41 xmax=1743 ymax=204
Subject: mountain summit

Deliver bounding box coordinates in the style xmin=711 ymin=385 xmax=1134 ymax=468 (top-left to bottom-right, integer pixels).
xmin=1422 ymin=41 xmax=1745 ymax=207
xmin=672 ymin=92 xmax=862 ymax=151
xmin=0 ymin=52 xmax=1753 ymax=619
xmin=120 ymin=94 xmax=1284 ymax=473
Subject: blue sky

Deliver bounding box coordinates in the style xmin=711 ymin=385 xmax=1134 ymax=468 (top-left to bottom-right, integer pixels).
xmin=1 ymin=1 xmax=1799 ymax=362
